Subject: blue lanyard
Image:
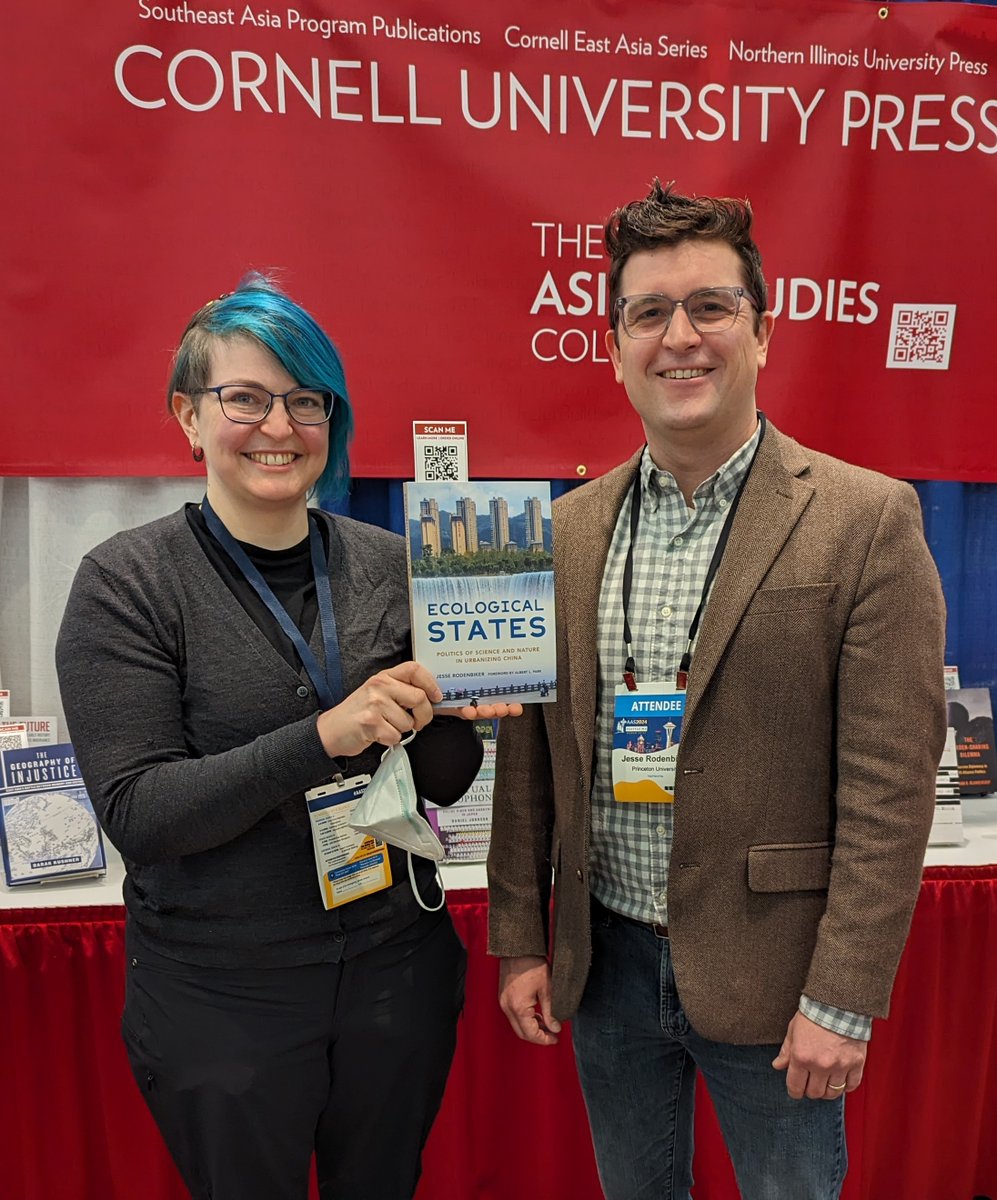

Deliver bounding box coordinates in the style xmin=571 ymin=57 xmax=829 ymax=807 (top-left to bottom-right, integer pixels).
xmin=201 ymin=497 xmax=343 ymax=710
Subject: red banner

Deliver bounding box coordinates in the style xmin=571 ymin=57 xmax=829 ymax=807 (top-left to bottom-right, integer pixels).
xmin=3 ymin=0 xmax=996 ymax=480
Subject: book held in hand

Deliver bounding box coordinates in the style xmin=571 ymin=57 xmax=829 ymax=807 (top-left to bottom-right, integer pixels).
xmin=0 ymin=743 xmax=106 ymax=886
xmin=404 ymin=481 xmax=557 ymax=708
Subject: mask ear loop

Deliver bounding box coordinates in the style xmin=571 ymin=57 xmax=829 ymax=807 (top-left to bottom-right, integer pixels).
xmin=381 ymin=729 xmax=417 ymax=758
xmin=409 ymin=854 xmax=446 ymax=913
xmin=384 ymin=731 xmax=446 ymax=913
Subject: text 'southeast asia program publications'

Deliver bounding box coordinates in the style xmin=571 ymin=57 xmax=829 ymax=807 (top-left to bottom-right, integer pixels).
xmin=403 ymin=481 xmax=556 ymax=708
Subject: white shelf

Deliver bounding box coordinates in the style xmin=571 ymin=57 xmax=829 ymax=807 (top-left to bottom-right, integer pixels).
xmin=3 ymin=798 xmax=994 ymax=911
xmin=0 ymin=843 xmax=488 ymax=910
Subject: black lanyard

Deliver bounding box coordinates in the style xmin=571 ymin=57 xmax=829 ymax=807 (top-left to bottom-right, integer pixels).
xmin=201 ymin=497 xmax=344 ymax=710
xmin=621 ymin=414 xmax=766 ymax=692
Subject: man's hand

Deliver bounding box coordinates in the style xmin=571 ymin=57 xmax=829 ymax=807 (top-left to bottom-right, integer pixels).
xmin=498 ymin=955 xmax=562 ymax=1046
xmin=772 ymin=1010 xmax=867 ymax=1100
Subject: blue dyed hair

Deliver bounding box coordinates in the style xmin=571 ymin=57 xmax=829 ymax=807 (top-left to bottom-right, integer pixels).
xmin=167 ymin=273 xmax=353 ymax=506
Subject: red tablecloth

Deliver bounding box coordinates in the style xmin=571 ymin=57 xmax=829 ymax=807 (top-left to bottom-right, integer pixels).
xmin=2 ymin=868 xmax=996 ymax=1200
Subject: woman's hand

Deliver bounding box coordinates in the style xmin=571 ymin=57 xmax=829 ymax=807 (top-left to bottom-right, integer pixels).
xmin=442 ymin=702 xmax=525 ymax=721
xmin=316 ymin=661 xmax=442 ymax=759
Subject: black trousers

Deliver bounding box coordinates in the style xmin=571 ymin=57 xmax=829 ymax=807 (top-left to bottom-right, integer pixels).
xmin=122 ymin=910 xmax=466 ymax=1200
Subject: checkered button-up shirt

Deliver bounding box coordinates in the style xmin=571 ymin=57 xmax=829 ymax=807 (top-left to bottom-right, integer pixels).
xmin=589 ymin=427 xmax=871 ymax=1041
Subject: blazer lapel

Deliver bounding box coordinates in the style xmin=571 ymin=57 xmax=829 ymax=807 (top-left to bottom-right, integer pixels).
xmin=557 ymin=451 xmax=642 ymax=789
xmin=683 ymin=427 xmax=814 ymax=730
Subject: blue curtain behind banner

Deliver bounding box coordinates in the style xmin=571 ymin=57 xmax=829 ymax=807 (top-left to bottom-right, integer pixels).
xmin=335 ymin=477 xmax=997 ymax=707
xmin=920 ymin=482 xmax=997 ymax=696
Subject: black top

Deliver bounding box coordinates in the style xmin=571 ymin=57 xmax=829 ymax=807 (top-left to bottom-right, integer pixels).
xmin=187 ymin=505 xmax=318 ymax=658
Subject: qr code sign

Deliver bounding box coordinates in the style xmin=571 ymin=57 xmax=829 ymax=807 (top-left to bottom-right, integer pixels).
xmin=886 ymin=304 xmax=956 ymax=370
xmin=421 ymin=444 xmax=461 ymax=481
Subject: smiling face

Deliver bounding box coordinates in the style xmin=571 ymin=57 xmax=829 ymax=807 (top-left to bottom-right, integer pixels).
xmin=173 ymin=335 xmax=329 ymax=538
xmin=605 ymin=238 xmax=774 ymax=467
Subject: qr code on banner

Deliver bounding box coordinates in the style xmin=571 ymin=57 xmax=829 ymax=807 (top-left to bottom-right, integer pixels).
xmin=886 ymin=304 xmax=956 ymax=371
xmin=421 ymin=444 xmax=461 ymax=481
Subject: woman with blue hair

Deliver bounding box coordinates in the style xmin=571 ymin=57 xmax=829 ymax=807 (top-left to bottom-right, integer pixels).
xmin=56 ymin=274 xmax=519 ymax=1199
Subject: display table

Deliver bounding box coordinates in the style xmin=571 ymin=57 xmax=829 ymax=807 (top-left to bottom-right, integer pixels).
xmin=3 ymin=800 xmax=997 ymax=1200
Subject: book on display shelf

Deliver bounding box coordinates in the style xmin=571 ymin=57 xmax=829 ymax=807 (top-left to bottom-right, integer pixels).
xmin=0 ymin=690 xmax=10 ymax=718
xmin=0 ymin=742 xmax=106 ymax=887
xmin=946 ymin=687 xmax=997 ymax=797
xmin=403 ymin=481 xmax=557 ymax=709
xmin=7 ymin=716 xmax=58 ymax=747
xmin=929 ymin=728 xmax=963 ymax=847
xmin=425 ymin=718 xmax=497 ymax=862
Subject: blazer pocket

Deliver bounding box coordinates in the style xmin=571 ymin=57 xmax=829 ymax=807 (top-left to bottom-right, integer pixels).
xmin=747 ymin=841 xmax=832 ymax=893
xmin=744 ymin=583 xmax=837 ymax=616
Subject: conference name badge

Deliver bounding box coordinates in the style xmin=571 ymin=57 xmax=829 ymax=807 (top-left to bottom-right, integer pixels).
xmin=612 ymin=684 xmax=685 ymax=802
xmin=305 ymin=775 xmax=392 ymax=909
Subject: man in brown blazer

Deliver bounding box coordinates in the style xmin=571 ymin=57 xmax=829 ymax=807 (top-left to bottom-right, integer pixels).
xmin=487 ymin=181 xmax=946 ymax=1200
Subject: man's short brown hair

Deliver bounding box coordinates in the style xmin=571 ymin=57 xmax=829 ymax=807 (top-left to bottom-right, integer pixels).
xmin=605 ymin=179 xmax=768 ymax=334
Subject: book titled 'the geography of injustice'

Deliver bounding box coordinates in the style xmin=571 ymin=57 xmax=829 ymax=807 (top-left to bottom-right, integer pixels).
xmin=0 ymin=743 xmax=106 ymax=886
xmin=403 ymin=481 xmax=557 ymax=708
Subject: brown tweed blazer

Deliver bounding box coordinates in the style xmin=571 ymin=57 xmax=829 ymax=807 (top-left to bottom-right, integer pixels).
xmin=487 ymin=423 xmax=946 ymax=1044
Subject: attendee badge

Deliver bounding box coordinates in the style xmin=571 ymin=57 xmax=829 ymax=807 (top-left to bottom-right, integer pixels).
xmin=612 ymin=684 xmax=685 ymax=802
xmin=305 ymin=775 xmax=392 ymax=909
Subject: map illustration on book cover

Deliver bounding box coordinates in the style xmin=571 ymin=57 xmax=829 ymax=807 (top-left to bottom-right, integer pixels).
xmin=404 ymin=482 xmax=556 ymax=708
xmin=0 ymin=743 xmax=106 ymax=886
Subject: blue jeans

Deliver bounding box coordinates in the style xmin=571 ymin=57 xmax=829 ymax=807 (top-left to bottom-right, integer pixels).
xmin=572 ymin=903 xmax=846 ymax=1200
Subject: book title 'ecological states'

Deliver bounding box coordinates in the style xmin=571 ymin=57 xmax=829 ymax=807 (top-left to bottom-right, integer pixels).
xmin=403 ymin=482 xmax=556 ymax=708
xmin=0 ymin=743 xmax=106 ymax=886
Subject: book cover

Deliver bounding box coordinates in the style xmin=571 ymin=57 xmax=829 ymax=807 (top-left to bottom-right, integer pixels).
xmin=426 ymin=718 xmax=497 ymax=862
xmin=946 ymin=687 xmax=997 ymax=796
xmin=403 ymin=482 xmax=557 ymax=708
xmin=0 ymin=690 xmax=9 ymax=718
xmin=0 ymin=743 xmax=106 ymax=886
xmin=8 ymin=716 xmax=59 ymax=747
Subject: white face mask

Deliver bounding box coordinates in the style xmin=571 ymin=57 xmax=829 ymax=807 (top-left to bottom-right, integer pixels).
xmin=349 ymin=737 xmax=446 ymax=912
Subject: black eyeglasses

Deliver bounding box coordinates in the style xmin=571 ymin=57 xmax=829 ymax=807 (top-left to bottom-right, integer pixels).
xmin=615 ymin=287 xmax=758 ymax=339
xmin=192 ymin=385 xmax=335 ymax=425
